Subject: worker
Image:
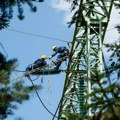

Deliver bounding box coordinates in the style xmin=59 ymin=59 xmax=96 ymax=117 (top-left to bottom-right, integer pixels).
xmin=49 ymin=46 xmax=69 ymax=69
xmin=26 ymin=55 xmax=47 ymax=72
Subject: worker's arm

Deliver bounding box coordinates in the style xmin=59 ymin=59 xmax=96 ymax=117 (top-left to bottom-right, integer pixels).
xmin=49 ymin=49 xmax=59 ymax=59
xmin=34 ymin=59 xmax=40 ymax=64
xmin=51 ymin=51 xmax=57 ymax=57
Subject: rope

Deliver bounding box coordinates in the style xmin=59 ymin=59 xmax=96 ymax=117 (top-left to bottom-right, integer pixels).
xmin=28 ymin=76 xmax=62 ymax=119
xmin=47 ymin=76 xmax=54 ymax=106
xmin=46 ymin=60 xmax=54 ymax=105
xmin=29 ymin=75 xmax=40 ymax=81
xmin=7 ymin=28 xmax=71 ymax=43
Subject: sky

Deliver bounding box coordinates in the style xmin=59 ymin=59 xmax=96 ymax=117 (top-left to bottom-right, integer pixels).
xmin=0 ymin=0 xmax=120 ymax=120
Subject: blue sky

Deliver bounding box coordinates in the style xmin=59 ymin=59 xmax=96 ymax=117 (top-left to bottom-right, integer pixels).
xmin=0 ymin=1 xmax=120 ymax=120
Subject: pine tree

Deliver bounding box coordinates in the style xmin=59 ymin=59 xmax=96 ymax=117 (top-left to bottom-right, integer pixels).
xmin=0 ymin=53 xmax=41 ymax=119
xmin=0 ymin=0 xmax=44 ymax=30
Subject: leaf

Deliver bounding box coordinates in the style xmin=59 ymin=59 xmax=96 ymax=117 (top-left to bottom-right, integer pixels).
xmin=111 ymin=62 xmax=115 ymax=67
xmin=104 ymin=43 xmax=110 ymax=48
xmin=109 ymin=58 xmax=113 ymax=61
xmin=110 ymin=52 xmax=115 ymax=58
xmin=117 ymin=53 xmax=120 ymax=57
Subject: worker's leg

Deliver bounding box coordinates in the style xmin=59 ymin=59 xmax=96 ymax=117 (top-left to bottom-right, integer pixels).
xmin=33 ymin=63 xmax=45 ymax=70
xmin=33 ymin=64 xmax=39 ymax=69
xmin=26 ymin=66 xmax=32 ymax=71
xmin=54 ymin=55 xmax=63 ymax=69
xmin=25 ymin=66 xmax=32 ymax=77
xmin=54 ymin=61 xmax=62 ymax=69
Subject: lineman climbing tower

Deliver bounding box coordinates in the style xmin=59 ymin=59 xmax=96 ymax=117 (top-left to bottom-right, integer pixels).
xmin=58 ymin=0 xmax=114 ymax=119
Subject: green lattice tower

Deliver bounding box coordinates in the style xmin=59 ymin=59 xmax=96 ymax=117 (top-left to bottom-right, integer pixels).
xmin=58 ymin=0 xmax=114 ymax=119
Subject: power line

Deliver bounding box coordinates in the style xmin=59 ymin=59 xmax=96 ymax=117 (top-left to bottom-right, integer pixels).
xmin=52 ymin=97 xmax=62 ymax=120
xmin=0 ymin=67 xmax=62 ymax=118
xmin=6 ymin=27 xmax=117 ymax=43
xmin=7 ymin=28 xmax=71 ymax=43
xmin=0 ymin=42 xmax=8 ymax=57
xmin=28 ymin=76 xmax=63 ymax=119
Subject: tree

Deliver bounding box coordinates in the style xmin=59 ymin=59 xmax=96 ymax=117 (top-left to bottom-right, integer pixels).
xmin=0 ymin=52 xmax=41 ymax=119
xmin=0 ymin=0 xmax=44 ymax=30
xmin=0 ymin=0 xmax=44 ymax=118
xmin=104 ymin=40 xmax=120 ymax=80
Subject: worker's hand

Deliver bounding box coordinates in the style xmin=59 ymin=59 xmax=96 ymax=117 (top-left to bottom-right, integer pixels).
xmin=48 ymin=56 xmax=52 ymax=59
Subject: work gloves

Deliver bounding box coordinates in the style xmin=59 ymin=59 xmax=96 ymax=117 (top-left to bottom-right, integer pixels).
xmin=48 ymin=56 xmax=52 ymax=59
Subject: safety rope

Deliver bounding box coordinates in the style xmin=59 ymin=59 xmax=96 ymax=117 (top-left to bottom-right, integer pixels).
xmin=30 ymin=75 xmax=40 ymax=81
xmin=45 ymin=60 xmax=54 ymax=106
xmin=47 ymin=76 xmax=54 ymax=106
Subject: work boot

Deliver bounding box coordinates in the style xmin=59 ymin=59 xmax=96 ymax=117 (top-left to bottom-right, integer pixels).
xmin=52 ymin=60 xmax=57 ymax=65
xmin=54 ymin=66 xmax=59 ymax=69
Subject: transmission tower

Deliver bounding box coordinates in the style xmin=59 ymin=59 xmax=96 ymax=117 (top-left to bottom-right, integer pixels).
xmin=58 ymin=0 xmax=114 ymax=119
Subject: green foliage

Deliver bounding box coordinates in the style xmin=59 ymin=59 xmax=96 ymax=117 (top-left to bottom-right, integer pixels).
xmin=67 ymin=112 xmax=82 ymax=120
xmin=81 ymin=75 xmax=120 ymax=120
xmin=0 ymin=53 xmax=42 ymax=119
xmin=0 ymin=12 xmax=9 ymax=30
xmin=115 ymin=25 xmax=120 ymax=33
xmin=104 ymin=40 xmax=120 ymax=79
xmin=0 ymin=0 xmax=44 ymax=30
xmin=114 ymin=1 xmax=120 ymax=35
xmin=66 ymin=0 xmax=79 ymax=11
xmin=114 ymin=1 xmax=120 ymax=9
xmin=65 ymin=0 xmax=80 ymax=27
xmin=66 ymin=0 xmax=96 ymax=27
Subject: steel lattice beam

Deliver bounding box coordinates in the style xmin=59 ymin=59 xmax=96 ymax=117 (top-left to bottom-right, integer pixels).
xmin=58 ymin=0 xmax=114 ymax=119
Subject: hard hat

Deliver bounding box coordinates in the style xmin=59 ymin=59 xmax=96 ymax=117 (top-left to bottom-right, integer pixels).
xmin=41 ymin=55 xmax=46 ymax=59
xmin=52 ymin=46 xmax=57 ymax=51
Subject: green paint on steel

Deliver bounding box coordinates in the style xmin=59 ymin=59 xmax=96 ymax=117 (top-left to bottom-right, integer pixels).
xmin=58 ymin=0 xmax=114 ymax=120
